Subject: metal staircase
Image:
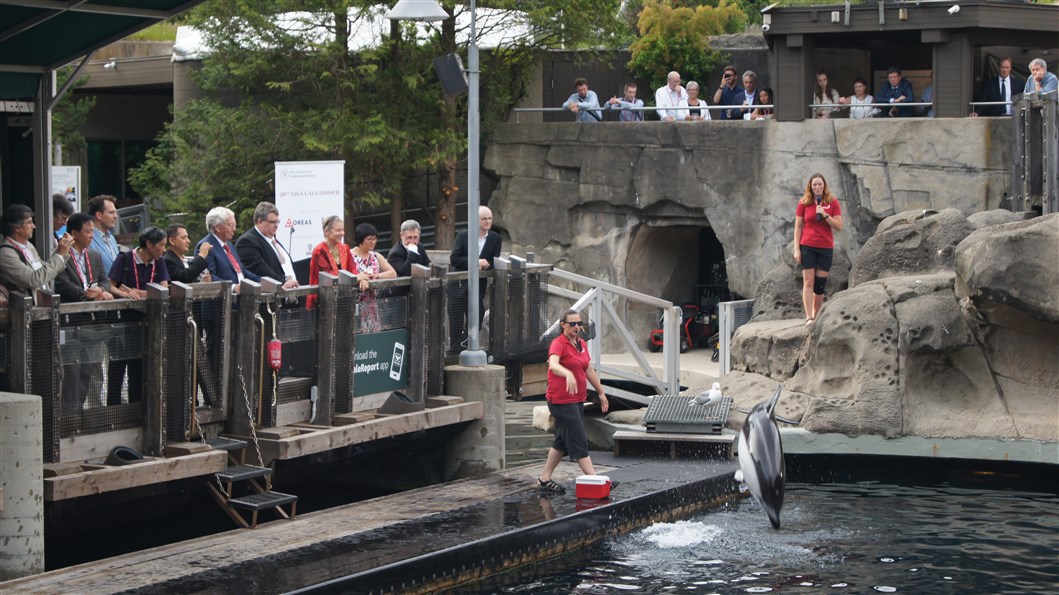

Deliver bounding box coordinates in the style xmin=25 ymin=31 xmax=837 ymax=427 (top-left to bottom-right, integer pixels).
xmin=204 ymin=437 xmax=298 ymax=529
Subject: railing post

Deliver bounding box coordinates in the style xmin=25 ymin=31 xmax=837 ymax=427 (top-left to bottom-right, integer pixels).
xmin=8 ymin=292 xmax=32 ymax=394
xmin=33 ymin=291 xmax=61 ymax=462
xmin=490 ymin=257 xmax=510 ymax=359
xmin=142 ymin=284 xmax=169 ymax=456
xmin=229 ymin=280 xmax=262 ymax=436
xmin=315 ymin=272 xmax=339 ymax=425
xmin=662 ymin=305 xmax=681 ymax=394
xmin=407 ymin=264 xmax=430 ymax=402
xmin=430 ymin=263 xmax=447 ymax=395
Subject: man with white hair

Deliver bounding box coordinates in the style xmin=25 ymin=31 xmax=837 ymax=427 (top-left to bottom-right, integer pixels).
xmin=196 ymin=206 xmax=260 ymax=291
xmin=1024 ymin=58 xmax=1058 ymax=95
xmin=387 ymin=219 xmax=431 ymax=277
xmin=654 ymin=71 xmax=688 ymax=122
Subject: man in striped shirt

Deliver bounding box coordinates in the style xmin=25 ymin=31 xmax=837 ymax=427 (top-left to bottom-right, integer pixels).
xmin=604 ymin=83 xmax=644 ymax=122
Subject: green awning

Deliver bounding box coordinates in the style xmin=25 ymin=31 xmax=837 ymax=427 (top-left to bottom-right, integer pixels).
xmin=0 ymin=1 xmax=206 ymax=100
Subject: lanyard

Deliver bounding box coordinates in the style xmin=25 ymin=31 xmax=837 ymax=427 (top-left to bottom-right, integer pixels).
xmin=70 ymin=247 xmax=93 ymax=289
xmin=6 ymin=238 xmax=35 ymax=264
xmin=131 ymin=250 xmax=157 ymax=289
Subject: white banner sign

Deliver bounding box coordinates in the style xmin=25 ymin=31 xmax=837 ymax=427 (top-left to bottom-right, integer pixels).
xmin=274 ymin=161 xmax=345 ymax=260
xmin=51 ymin=166 xmax=81 ymax=212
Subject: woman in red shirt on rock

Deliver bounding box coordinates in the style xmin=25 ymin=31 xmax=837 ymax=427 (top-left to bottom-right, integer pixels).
xmin=537 ymin=309 xmax=610 ymax=494
xmin=793 ymin=173 xmax=843 ymax=326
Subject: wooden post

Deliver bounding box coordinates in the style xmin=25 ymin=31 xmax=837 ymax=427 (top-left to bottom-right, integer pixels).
xmin=229 ymin=280 xmax=262 ymax=437
xmin=8 ymin=293 xmax=31 ymax=394
xmin=490 ymin=257 xmax=511 ymax=359
xmin=315 ymin=272 xmax=339 ymax=425
xmin=407 ymin=264 xmax=430 ymax=402
xmin=143 ymin=283 xmax=169 ymax=456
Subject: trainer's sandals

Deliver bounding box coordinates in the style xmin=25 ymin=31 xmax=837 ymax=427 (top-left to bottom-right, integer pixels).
xmin=609 ymin=480 xmax=620 ymax=491
xmin=805 ymin=318 xmax=815 ymax=327
xmin=538 ymin=477 xmax=565 ymax=493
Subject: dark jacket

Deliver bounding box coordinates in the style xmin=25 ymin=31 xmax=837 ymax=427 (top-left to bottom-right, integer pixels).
xmin=386 ymin=242 xmax=432 ymax=277
xmin=55 ymin=248 xmax=111 ymax=302
xmin=196 ymin=233 xmax=260 ymax=284
xmin=236 ymin=228 xmax=290 ymax=282
xmin=876 ymin=79 xmax=916 ymax=117
xmin=974 ymin=75 xmax=1023 ymax=117
xmin=450 ymin=230 xmax=502 ymax=272
xmin=163 ymin=249 xmax=209 ymax=284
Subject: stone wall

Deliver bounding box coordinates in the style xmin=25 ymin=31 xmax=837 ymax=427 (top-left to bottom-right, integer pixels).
xmin=483 ymin=118 xmax=1012 ymax=340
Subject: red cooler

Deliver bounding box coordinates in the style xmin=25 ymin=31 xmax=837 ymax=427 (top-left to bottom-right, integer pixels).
xmin=575 ymin=475 xmax=612 ymax=499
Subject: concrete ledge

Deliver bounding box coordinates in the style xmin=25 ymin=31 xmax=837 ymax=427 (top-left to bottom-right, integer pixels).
xmin=781 ymin=429 xmax=1059 ymax=464
xmin=44 ymin=451 xmax=227 ymax=501
xmin=254 ymin=402 xmax=484 ymax=463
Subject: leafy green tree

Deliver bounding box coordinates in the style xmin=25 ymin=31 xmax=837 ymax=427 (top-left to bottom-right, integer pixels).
xmin=628 ymin=0 xmax=747 ymax=88
xmin=131 ymin=0 xmax=626 ymax=245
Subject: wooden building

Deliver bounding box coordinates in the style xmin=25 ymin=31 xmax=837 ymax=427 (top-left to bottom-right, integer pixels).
xmin=762 ymin=1 xmax=1059 ymax=120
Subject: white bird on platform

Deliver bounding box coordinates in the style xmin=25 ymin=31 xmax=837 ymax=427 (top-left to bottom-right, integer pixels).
xmin=690 ymin=382 xmax=723 ymax=408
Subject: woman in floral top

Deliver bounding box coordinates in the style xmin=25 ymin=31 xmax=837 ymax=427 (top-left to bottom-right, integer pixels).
xmin=350 ymin=223 xmax=396 ymax=333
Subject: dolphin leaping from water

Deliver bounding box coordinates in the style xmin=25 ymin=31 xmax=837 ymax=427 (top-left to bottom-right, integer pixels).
xmin=734 ymin=384 xmax=786 ymax=529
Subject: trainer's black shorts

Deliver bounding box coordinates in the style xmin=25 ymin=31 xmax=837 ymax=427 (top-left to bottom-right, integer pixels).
xmin=547 ymin=401 xmax=589 ymax=460
xmin=800 ymin=245 xmax=833 ymax=272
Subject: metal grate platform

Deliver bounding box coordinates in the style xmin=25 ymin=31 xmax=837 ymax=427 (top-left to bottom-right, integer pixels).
xmin=643 ymin=394 xmax=732 ymax=434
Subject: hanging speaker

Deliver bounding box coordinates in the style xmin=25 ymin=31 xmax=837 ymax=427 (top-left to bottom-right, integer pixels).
xmin=434 ymin=53 xmax=468 ymax=97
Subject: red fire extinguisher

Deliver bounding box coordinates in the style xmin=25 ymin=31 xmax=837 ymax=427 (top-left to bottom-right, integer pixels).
xmin=268 ymin=338 xmax=282 ymax=371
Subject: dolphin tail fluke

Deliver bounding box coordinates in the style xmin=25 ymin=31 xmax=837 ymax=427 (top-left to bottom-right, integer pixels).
xmin=766 ymin=384 xmax=783 ymax=419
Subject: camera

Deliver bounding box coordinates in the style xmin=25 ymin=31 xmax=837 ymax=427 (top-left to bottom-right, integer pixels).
xmin=761 ymin=23 xmax=770 ymax=32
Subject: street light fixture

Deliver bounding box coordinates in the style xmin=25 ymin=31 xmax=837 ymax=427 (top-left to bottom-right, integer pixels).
xmin=388 ymin=0 xmax=488 ymax=367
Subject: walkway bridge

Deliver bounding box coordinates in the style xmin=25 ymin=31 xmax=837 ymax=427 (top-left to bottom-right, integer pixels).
xmin=0 ymin=257 xmax=684 ymax=513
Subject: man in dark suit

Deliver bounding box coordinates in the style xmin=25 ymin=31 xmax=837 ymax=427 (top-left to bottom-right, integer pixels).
xmin=55 ymin=213 xmax=114 ymax=303
xmin=236 ymin=201 xmax=299 ymax=289
xmin=196 ymin=206 xmax=260 ymax=291
xmin=387 ymin=219 xmax=432 ymax=276
xmin=164 ymin=223 xmax=211 ymax=284
xmin=972 ymin=57 xmax=1022 ymax=117
xmin=55 ymin=213 xmax=113 ymax=413
xmin=448 ymin=206 xmax=502 ymax=349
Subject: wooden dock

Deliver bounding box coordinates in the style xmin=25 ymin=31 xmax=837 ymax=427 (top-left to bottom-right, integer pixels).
xmin=1 ymin=455 xmax=738 ymax=594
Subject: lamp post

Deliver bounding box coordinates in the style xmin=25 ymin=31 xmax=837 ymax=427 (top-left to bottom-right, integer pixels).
xmin=388 ymin=0 xmax=487 ymax=367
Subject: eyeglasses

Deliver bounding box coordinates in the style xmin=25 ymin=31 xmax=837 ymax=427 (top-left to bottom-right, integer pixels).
xmin=564 ymin=321 xmax=583 ymax=327
xmin=266 ymin=218 xmax=280 ymax=224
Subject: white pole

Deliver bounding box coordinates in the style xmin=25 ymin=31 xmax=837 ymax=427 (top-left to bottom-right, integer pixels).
xmin=460 ymin=0 xmax=487 ymax=366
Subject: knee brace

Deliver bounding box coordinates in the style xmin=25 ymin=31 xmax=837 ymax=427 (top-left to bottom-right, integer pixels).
xmin=813 ymin=275 xmax=828 ymax=295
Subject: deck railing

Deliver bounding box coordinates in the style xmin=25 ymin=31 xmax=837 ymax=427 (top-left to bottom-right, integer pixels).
xmin=0 ymin=263 xmax=553 ymax=464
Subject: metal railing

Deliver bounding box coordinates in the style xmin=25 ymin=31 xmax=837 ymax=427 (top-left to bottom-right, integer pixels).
xmin=513 ymin=104 xmax=776 ymax=122
xmin=1012 ymin=94 xmax=1058 ymax=213
xmin=542 ymin=266 xmax=681 ymax=404
xmin=718 ymin=299 xmax=755 ymax=376
xmin=0 ymin=263 xmax=556 ymax=463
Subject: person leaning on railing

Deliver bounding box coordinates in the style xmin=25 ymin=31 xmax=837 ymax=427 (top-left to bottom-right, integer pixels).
xmin=812 ymin=70 xmax=841 ymax=119
xmin=874 ymin=66 xmax=915 ymax=118
xmin=604 ymin=82 xmax=644 ymax=122
xmin=561 ymin=77 xmax=602 ymax=123
xmin=163 ymin=223 xmax=212 ymax=284
xmin=839 ymin=77 xmax=875 ymax=119
xmin=1024 ymin=57 xmax=1058 ymax=95
xmin=0 ymin=203 xmax=74 ymax=305
xmin=970 ymin=57 xmax=1021 ymax=117
xmin=55 ymin=212 xmax=114 ymax=303
xmin=679 ymin=81 xmax=712 ymax=121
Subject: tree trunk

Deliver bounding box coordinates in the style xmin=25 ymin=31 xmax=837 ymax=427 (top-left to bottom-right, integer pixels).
xmin=434 ymin=7 xmax=459 ymax=251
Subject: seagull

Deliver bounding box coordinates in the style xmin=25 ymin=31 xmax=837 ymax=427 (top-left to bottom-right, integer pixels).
xmin=690 ymin=382 xmax=723 ymax=408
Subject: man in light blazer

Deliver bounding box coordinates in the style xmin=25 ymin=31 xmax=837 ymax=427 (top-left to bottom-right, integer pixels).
xmin=196 ymin=206 xmax=260 ymax=292
xmin=236 ymin=201 xmax=299 ymax=288
xmin=448 ymin=206 xmax=502 ymax=349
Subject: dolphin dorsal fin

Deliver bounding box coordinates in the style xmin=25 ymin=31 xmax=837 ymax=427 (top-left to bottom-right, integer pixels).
xmin=766 ymin=384 xmax=783 ymax=419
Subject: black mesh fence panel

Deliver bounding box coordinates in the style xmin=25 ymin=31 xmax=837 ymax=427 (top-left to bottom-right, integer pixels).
xmin=31 ymin=318 xmax=59 ymax=462
xmin=276 ymin=304 xmax=316 ymax=406
xmin=164 ymin=305 xmax=191 ymax=443
xmin=0 ymin=328 xmax=9 ymax=392
xmin=425 ymin=283 xmax=445 ymax=396
xmin=508 ymin=271 xmax=551 ymax=357
xmin=333 ymin=293 xmax=355 ymax=413
xmin=58 ymin=312 xmax=144 ymax=438
xmin=191 ymin=297 xmax=225 ymax=409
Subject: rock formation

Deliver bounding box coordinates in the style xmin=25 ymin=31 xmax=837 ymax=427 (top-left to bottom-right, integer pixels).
xmin=724 ymin=211 xmax=1058 ymax=442
xmin=484 ymin=119 xmax=1011 ymax=344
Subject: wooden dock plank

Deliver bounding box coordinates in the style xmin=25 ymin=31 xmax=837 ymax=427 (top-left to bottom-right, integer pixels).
xmin=43 ymin=451 xmax=228 ymax=501
xmin=259 ymin=402 xmax=484 ymax=463
xmin=2 ymin=463 xmax=606 ymax=594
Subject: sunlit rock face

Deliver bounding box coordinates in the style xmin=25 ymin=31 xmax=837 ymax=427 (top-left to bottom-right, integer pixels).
xmin=726 ymin=213 xmax=1058 ymax=442
xmin=484 ymin=118 xmax=1011 ymax=349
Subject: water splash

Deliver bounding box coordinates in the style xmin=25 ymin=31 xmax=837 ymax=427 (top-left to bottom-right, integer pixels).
xmin=641 ymin=521 xmax=723 ymax=548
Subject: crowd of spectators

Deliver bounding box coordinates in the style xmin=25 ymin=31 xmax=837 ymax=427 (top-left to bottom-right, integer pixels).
xmin=559 ymin=57 xmax=1054 ymax=122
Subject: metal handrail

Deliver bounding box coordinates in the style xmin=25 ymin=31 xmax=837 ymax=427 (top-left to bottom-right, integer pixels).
xmin=547 ymin=267 xmax=681 ymax=401
xmin=812 ymin=101 xmax=933 ymax=108
xmin=514 ymin=104 xmax=776 ymax=122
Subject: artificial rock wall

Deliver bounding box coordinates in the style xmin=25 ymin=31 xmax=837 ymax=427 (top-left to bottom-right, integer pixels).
xmin=483 ymin=118 xmax=1011 ymax=341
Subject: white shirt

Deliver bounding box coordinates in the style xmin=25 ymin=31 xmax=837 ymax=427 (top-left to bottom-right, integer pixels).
xmin=654 ymin=85 xmax=688 ymax=120
xmin=849 ymin=94 xmax=874 ymax=119
xmin=255 ymin=227 xmax=297 ymax=281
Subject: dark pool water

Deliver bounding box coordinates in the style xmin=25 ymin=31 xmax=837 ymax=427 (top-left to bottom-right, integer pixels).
xmin=470 ymin=482 xmax=1059 ymax=594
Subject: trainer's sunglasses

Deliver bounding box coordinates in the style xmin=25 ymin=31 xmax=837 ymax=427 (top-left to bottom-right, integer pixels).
xmin=564 ymin=321 xmax=583 ymax=327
